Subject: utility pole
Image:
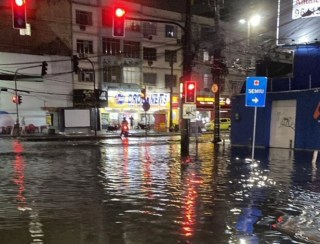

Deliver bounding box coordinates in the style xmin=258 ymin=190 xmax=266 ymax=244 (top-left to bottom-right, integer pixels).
xmin=212 ymin=0 xmax=223 ymax=143
xmin=180 ymin=0 xmax=193 ymax=158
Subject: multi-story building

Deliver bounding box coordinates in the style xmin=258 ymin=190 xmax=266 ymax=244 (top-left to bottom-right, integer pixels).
xmin=0 ymin=0 xmax=73 ymax=134
xmin=0 ymin=0 xmax=216 ymax=134
xmin=72 ymin=0 xmax=216 ymax=131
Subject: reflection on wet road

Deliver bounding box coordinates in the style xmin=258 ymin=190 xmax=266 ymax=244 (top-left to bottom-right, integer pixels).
xmin=0 ymin=136 xmax=319 ymax=243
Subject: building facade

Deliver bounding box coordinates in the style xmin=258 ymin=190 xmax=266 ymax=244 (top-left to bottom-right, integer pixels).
xmin=0 ymin=0 xmax=217 ymax=134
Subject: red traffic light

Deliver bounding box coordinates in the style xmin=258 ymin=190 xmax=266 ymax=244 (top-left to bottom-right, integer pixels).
xmin=115 ymin=8 xmax=126 ymax=18
xmin=113 ymin=7 xmax=126 ymax=37
xmin=185 ymin=81 xmax=196 ymax=103
xmin=12 ymin=0 xmax=26 ymax=29
xmin=12 ymin=95 xmax=17 ymax=104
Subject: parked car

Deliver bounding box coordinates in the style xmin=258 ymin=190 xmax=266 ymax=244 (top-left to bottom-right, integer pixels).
xmin=204 ymin=118 xmax=231 ymax=131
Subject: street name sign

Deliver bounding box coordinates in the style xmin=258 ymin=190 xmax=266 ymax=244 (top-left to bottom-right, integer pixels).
xmin=245 ymin=76 xmax=267 ymax=107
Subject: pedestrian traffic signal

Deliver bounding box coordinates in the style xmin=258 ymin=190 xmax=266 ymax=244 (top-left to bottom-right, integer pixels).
xmin=12 ymin=0 xmax=27 ymax=29
xmin=113 ymin=7 xmax=126 ymax=37
xmin=185 ymin=81 xmax=196 ymax=103
xmin=41 ymin=61 xmax=48 ymax=76
xmin=73 ymin=55 xmax=79 ymax=74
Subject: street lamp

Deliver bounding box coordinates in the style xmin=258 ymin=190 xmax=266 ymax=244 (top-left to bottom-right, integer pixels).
xmin=239 ymin=15 xmax=261 ymax=71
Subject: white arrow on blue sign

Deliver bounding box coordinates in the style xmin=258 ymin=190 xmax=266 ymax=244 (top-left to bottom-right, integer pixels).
xmin=245 ymin=76 xmax=268 ymax=107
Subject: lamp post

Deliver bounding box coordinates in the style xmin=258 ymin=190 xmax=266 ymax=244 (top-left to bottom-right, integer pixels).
xmin=239 ymin=15 xmax=261 ymax=71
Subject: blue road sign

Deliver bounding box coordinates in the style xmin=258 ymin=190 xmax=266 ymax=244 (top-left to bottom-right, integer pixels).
xmin=245 ymin=77 xmax=268 ymax=107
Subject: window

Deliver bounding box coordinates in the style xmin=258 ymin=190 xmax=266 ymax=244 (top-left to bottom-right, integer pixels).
xmin=127 ymin=20 xmax=141 ymax=32
xmin=165 ymin=74 xmax=177 ymax=88
xmin=78 ymin=69 xmax=94 ymax=83
xmin=143 ymin=47 xmax=157 ymax=61
xmin=123 ymin=41 xmax=140 ymax=58
xmin=165 ymin=50 xmax=177 ymax=63
xmin=103 ymin=66 xmax=121 ymax=83
xmin=76 ymin=10 xmax=92 ymax=26
xmin=102 ymin=38 xmax=121 ymax=55
xmin=165 ymin=25 xmax=177 ymax=38
xmin=142 ymin=22 xmax=157 ymax=38
xmin=124 ymin=67 xmax=140 ymax=84
xmin=77 ymin=40 xmax=93 ymax=54
xmin=143 ymin=73 xmax=157 ymax=86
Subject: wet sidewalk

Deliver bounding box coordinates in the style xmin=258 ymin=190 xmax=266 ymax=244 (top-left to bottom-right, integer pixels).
xmin=0 ymin=129 xmax=182 ymax=141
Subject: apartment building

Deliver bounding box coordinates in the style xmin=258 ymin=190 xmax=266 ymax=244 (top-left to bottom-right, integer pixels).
xmin=0 ymin=0 xmax=216 ymax=134
xmin=73 ymin=0 xmax=216 ymax=130
xmin=0 ymin=0 xmax=73 ymax=134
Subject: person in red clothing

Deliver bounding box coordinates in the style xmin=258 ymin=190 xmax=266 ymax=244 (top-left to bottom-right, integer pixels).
xmin=120 ymin=117 xmax=129 ymax=137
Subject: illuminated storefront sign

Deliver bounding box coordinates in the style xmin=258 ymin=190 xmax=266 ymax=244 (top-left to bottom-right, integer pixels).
xmin=108 ymin=91 xmax=170 ymax=109
xmin=292 ymin=0 xmax=320 ymax=19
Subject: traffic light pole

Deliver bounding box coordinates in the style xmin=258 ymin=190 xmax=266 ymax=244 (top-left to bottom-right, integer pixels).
xmin=13 ymin=64 xmax=42 ymax=136
xmin=126 ymin=0 xmax=192 ymax=158
xmin=180 ymin=0 xmax=193 ymax=158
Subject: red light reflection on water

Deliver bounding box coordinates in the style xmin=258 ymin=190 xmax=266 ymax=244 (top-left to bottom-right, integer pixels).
xmin=181 ymin=171 xmax=202 ymax=238
xmin=13 ymin=140 xmax=26 ymax=208
xmin=142 ymin=145 xmax=153 ymax=199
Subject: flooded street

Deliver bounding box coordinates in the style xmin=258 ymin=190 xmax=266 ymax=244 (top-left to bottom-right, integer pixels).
xmin=0 ymin=136 xmax=319 ymax=243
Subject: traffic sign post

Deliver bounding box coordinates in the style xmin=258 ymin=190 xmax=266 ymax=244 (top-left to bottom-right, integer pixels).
xmin=245 ymin=77 xmax=268 ymax=162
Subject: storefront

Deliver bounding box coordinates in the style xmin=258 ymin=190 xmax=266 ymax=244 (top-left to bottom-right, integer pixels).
xmin=100 ymin=90 xmax=172 ymax=131
xmin=196 ymin=96 xmax=232 ymax=126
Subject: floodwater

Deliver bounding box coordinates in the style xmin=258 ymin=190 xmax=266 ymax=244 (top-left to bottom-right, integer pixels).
xmin=0 ymin=136 xmax=319 ymax=244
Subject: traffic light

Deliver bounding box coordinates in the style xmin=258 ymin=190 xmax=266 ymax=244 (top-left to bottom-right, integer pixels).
xmin=12 ymin=0 xmax=27 ymax=29
xmin=41 ymin=61 xmax=48 ymax=76
xmin=185 ymin=81 xmax=196 ymax=103
xmin=12 ymin=96 xmax=17 ymax=104
xmin=73 ymin=55 xmax=79 ymax=74
xmin=140 ymin=88 xmax=146 ymax=100
xmin=12 ymin=95 xmax=22 ymax=104
xmin=113 ymin=7 xmax=126 ymax=37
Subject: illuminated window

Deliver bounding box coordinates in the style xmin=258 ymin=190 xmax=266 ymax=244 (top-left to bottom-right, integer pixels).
xmin=165 ymin=25 xmax=177 ymax=38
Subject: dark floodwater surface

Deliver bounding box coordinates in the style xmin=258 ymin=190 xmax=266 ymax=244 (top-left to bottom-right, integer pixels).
xmin=0 ymin=137 xmax=319 ymax=244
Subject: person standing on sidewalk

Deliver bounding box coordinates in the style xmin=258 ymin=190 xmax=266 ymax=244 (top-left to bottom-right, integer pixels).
xmin=129 ymin=116 xmax=134 ymax=128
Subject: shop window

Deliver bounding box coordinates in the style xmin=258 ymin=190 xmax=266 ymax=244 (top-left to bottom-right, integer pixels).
xmin=143 ymin=73 xmax=157 ymax=86
xmin=165 ymin=74 xmax=177 ymax=88
xmin=143 ymin=47 xmax=157 ymax=61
